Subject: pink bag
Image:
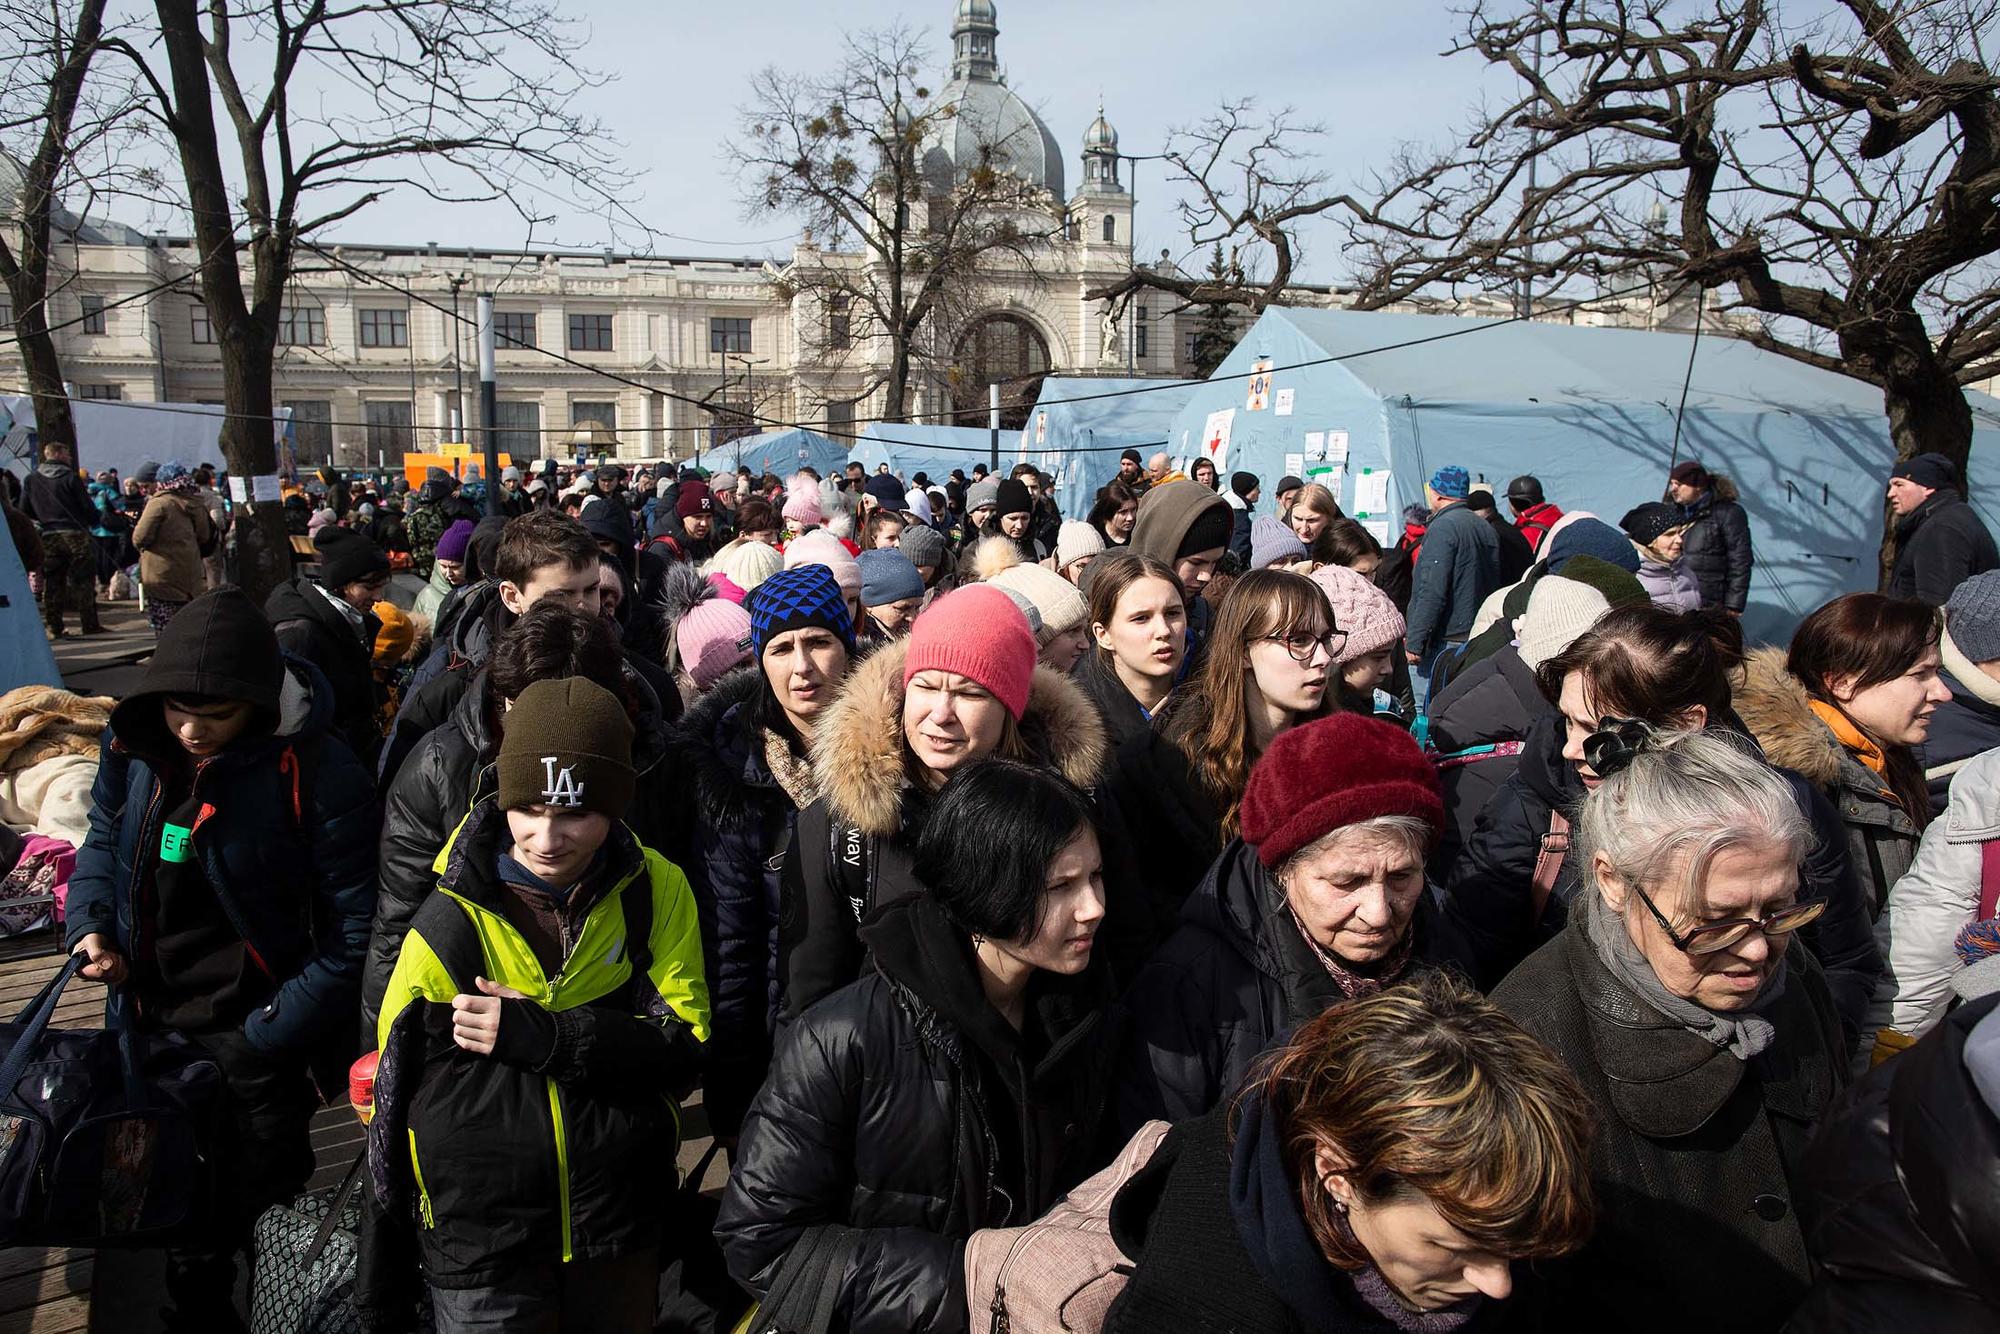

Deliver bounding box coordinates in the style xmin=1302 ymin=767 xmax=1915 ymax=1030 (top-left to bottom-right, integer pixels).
xmin=0 ymin=835 xmax=74 ymax=936
xmin=962 ymin=1120 xmax=1171 ymax=1334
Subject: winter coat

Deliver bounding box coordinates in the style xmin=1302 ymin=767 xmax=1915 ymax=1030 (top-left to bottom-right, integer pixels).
xmin=1736 ymin=647 xmax=1922 ymax=915
xmin=717 ymin=892 xmax=1118 ymax=1334
xmin=66 ymin=656 xmax=378 ymax=1063
xmin=1226 ymin=493 xmax=1253 ymax=566
xmin=410 ymin=560 xmax=455 ymax=626
xmin=778 ymin=640 xmax=1108 ymax=1021
xmin=1424 ymin=643 xmax=1546 ymax=873
xmin=1786 ymin=995 xmax=2000 ymax=1332
xmin=1636 ymin=554 xmax=1703 ymax=612
xmin=132 ymin=490 xmax=214 ymax=602
xmin=364 ymin=662 xmax=679 ymax=1038
xmin=1093 ymin=701 xmax=1228 ymax=988
xmin=1887 ymin=489 xmax=1999 ymax=607
xmin=1105 ymin=1109 xmax=1516 ymax=1334
xmin=1115 ymin=839 xmax=1474 ymax=1135
xmin=1484 ymin=509 xmax=1535 ymax=584
xmin=1442 ymin=708 xmax=1883 ymax=1032
xmin=1513 ymin=500 xmax=1563 ymax=553
xmin=1493 ymin=916 xmax=1847 ymax=1333
xmin=266 ymin=577 xmax=383 ymax=767
xmin=670 ymin=666 xmax=815 ymax=1136
xmin=1866 ymin=748 xmax=2000 ymax=1043
xmin=1071 ymin=651 xmax=1159 ymax=751
xmin=368 ymin=802 xmax=708 ymax=1287
xmin=1917 ymin=627 xmax=2000 ymax=814
xmin=1676 ymin=476 xmax=1754 ymax=612
xmin=21 ymin=463 xmax=94 ymax=532
xmin=1404 ymin=499 xmax=1501 ymax=660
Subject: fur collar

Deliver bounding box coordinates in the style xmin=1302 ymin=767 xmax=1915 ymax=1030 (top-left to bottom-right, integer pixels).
xmin=812 ymin=640 xmax=1109 ymax=838
xmin=1733 ymin=647 xmax=1844 ymax=787
xmin=674 ymin=666 xmax=788 ymax=833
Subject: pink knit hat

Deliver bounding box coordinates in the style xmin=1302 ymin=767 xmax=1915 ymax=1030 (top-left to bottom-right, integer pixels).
xmin=784 ymin=530 xmax=862 ymax=605
xmin=1310 ymin=565 xmax=1407 ymax=664
xmin=706 ymin=572 xmax=746 ymax=605
xmin=903 ymin=584 xmax=1038 ymax=720
xmin=676 ymin=596 xmax=753 ymax=691
xmin=782 ymin=473 xmax=825 ymax=527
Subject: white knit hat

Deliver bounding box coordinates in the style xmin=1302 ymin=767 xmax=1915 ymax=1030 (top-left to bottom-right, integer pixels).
xmin=988 ymin=560 xmax=1087 ymax=640
xmin=708 ymin=537 xmax=783 ymax=595
xmin=1515 ymin=575 xmax=1613 ymax=672
xmin=1055 ymin=520 xmax=1105 ymax=572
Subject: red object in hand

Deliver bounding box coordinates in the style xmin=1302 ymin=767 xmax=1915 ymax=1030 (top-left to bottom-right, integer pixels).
xmin=349 ymin=1050 xmax=379 ymax=1126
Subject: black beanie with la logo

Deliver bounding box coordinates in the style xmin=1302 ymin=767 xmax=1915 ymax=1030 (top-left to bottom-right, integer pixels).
xmin=496 ymin=676 xmax=636 ymax=818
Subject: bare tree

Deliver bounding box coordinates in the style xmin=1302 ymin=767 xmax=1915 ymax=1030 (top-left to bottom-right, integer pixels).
xmin=1338 ymin=0 xmax=2000 ymax=490
xmin=732 ymin=24 xmax=1062 ymax=425
xmin=1087 ymin=100 xmax=1343 ymax=321
xmin=0 ymin=0 xmax=152 ymax=456
xmin=103 ymin=0 xmax=631 ymax=602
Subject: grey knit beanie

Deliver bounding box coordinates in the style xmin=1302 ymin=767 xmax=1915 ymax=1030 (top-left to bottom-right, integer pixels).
xmin=1946 ymin=571 xmax=2000 ymax=664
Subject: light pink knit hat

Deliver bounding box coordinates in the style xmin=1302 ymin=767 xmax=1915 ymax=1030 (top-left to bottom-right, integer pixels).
xmin=676 ymin=596 xmax=753 ymax=691
xmin=1310 ymin=564 xmax=1407 ymax=664
xmin=782 ymin=472 xmax=825 ymax=527
xmin=783 ymin=530 xmax=862 ymax=605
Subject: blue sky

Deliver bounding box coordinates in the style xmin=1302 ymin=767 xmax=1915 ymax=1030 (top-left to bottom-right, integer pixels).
xmin=314 ymin=0 xmax=1499 ymax=280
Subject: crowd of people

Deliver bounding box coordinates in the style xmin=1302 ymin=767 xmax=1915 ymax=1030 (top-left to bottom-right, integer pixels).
xmin=17 ymin=436 xmax=2000 ymax=1332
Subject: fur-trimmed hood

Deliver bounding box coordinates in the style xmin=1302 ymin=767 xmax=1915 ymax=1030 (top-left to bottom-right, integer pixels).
xmin=811 ymin=639 xmax=1108 ymax=838
xmin=674 ymin=664 xmax=786 ymax=833
xmin=1734 ymin=646 xmax=1845 ymax=788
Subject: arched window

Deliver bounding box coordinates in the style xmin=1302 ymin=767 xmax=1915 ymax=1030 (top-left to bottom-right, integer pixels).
xmin=951 ymin=313 xmax=1050 ymax=431
xmin=1102 ymin=214 xmax=1117 ymax=243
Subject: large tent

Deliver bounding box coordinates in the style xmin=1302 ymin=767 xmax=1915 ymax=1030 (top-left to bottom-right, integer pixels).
xmin=1167 ymin=307 xmax=2000 ymax=643
xmin=0 ymin=396 xmax=296 ymax=482
xmin=1019 ymin=377 xmax=1197 ymax=519
xmin=691 ymin=427 xmax=846 ymax=481
xmin=851 ymin=423 xmax=1000 ymax=487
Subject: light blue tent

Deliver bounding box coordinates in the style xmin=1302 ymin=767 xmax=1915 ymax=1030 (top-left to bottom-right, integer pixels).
xmin=1019 ymin=377 xmax=1197 ymax=519
xmin=692 ymin=427 xmax=847 ymax=480
xmin=0 ymin=505 xmax=60 ymax=689
xmin=1167 ymin=307 xmax=2000 ymax=644
xmin=851 ymin=423 xmax=1003 ymax=488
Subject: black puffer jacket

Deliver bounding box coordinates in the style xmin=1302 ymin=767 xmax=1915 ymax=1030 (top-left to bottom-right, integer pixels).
xmin=361 ymin=663 xmax=677 ymax=1038
xmin=1115 ymin=839 xmax=1473 ymax=1135
xmin=1442 ymin=709 xmax=1882 ymax=1034
xmin=778 ymin=640 xmax=1108 ymax=1022
xmin=1676 ymin=474 xmax=1754 ymax=613
xmin=1787 ymin=995 xmax=2000 ymax=1332
xmin=1887 ymin=489 xmax=1998 ymax=607
xmin=1071 ymin=651 xmax=1157 ymax=750
xmin=670 ymin=667 xmax=815 ymax=1136
xmin=1424 ymin=643 xmax=1546 ymax=872
xmin=1493 ymin=915 xmax=1847 ymax=1333
xmin=717 ymin=893 xmax=1118 ymax=1334
xmin=265 ymin=577 xmax=383 ymax=766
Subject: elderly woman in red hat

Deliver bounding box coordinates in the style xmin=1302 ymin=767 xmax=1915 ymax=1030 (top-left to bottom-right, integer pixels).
xmin=1115 ymin=712 xmax=1474 ymax=1131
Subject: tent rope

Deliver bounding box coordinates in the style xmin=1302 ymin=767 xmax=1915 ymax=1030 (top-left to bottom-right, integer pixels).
xmin=1667 ymin=286 xmax=1707 ymax=471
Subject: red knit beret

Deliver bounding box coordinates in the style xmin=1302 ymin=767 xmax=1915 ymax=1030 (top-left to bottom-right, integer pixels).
xmin=1239 ymin=713 xmax=1444 ymax=869
xmin=903 ymin=584 xmax=1038 ymax=720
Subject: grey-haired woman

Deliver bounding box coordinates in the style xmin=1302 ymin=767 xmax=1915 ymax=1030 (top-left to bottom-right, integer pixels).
xmin=1492 ymin=728 xmax=1847 ymax=1333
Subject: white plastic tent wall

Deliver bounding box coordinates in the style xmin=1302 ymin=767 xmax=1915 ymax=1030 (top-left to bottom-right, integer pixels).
xmin=1166 ymin=307 xmax=2000 ymax=644
xmin=1 ymin=396 xmax=229 ymax=480
xmin=851 ymin=423 xmax=1002 ymax=488
xmin=1020 ymin=377 xmax=1197 ymax=520
xmin=692 ymin=427 xmax=848 ymax=481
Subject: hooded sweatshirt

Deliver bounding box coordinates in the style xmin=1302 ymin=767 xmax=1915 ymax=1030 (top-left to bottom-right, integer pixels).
xmin=1129 ymin=480 xmax=1232 ymax=662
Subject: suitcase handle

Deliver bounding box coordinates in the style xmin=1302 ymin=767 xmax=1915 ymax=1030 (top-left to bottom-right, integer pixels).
xmin=0 ymin=953 xmax=86 ymax=1101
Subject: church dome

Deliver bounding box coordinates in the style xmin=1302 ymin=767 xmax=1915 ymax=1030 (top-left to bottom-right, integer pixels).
xmin=1084 ymin=110 xmax=1118 ymax=153
xmin=924 ymin=0 xmax=1064 ymax=199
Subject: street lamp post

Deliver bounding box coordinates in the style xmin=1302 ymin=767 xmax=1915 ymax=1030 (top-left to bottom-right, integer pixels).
xmin=1116 ymin=151 xmax=1168 ymax=377
xmin=726 ymin=353 xmax=769 ymax=474
xmin=448 ymin=274 xmax=469 ymax=440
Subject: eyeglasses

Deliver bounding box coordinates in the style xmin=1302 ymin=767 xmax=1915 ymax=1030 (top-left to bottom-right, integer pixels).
xmin=1627 ymin=881 xmax=1826 ymax=956
xmin=1257 ymin=629 xmax=1347 ymax=665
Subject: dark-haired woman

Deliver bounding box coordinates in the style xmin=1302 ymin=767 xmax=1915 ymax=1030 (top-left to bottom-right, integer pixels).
xmin=364 ymin=600 xmax=670 ymax=1035
xmin=1097 ymin=570 xmax=1337 ymax=977
xmin=671 ymin=564 xmax=854 ymax=1139
xmin=717 ymin=760 xmax=1118 ymax=1334
xmin=1442 ymin=604 xmax=1881 ymax=1032
xmin=1089 ymin=480 xmax=1141 ymax=550
xmin=1736 ymin=591 xmax=1948 ymax=916
xmin=1106 ymin=974 xmax=1595 ymax=1334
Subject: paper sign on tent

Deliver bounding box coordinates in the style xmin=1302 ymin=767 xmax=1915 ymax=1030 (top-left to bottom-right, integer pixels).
xmin=1200 ymin=408 xmax=1235 ymax=473
xmin=1275 ymin=388 xmax=1295 ymax=416
xmin=252 ymin=474 xmax=283 ymax=503
xmin=1362 ymin=518 xmax=1393 ymax=546
xmin=1304 ymin=431 xmax=1326 ymax=461
xmin=228 ymin=475 xmax=249 ymax=502
xmin=1246 ymin=360 xmax=1273 ymax=412
xmin=1284 ymin=453 xmax=1305 ymax=478
xmin=1354 ymin=468 xmax=1391 ymax=515
xmin=1326 ymin=431 xmax=1350 ymax=467
xmin=1035 ymin=412 xmax=1047 ymax=445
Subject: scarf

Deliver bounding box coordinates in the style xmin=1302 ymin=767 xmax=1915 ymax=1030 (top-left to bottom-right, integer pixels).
xmin=1230 ymin=1091 xmax=1480 ymax=1333
xmin=762 ymin=728 xmax=818 ymax=810
xmin=1583 ymin=889 xmax=1787 ymax=1061
xmin=1282 ymin=894 xmax=1415 ymax=1001
xmin=496 ymin=846 xmax=606 ymax=910
xmin=1806 ymin=698 xmax=1887 ymax=778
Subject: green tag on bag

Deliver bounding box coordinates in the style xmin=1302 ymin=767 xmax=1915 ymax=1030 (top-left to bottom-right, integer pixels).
xmin=159 ymin=823 xmax=194 ymax=864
